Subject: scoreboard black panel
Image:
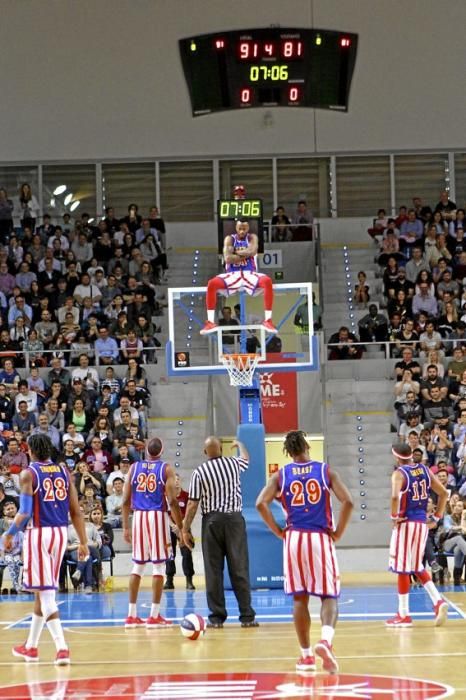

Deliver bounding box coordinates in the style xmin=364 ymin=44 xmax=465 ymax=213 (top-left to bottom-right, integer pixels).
xmin=179 ymin=28 xmax=358 ymax=116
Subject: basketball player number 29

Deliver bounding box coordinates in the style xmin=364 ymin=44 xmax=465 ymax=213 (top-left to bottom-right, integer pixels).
xmin=290 ymin=479 xmax=321 ymax=506
xmin=43 ymin=477 xmax=67 ymax=501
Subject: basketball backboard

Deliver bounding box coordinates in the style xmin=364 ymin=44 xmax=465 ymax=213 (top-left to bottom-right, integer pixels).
xmin=166 ymin=282 xmax=319 ymax=376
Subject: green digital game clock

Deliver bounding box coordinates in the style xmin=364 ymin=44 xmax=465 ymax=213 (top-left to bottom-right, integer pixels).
xmin=217 ymin=199 xmax=264 ymax=253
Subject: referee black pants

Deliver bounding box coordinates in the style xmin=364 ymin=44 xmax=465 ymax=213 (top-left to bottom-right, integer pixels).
xmin=202 ymin=511 xmax=256 ymax=624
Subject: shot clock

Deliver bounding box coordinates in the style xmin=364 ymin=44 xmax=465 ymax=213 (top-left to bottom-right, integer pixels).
xmin=217 ymin=199 xmax=264 ymax=254
xmin=179 ymin=28 xmax=358 ymax=116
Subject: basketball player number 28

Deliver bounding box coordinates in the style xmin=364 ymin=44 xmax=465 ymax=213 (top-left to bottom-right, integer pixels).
xmin=43 ymin=477 xmax=67 ymax=501
xmin=290 ymin=479 xmax=321 ymax=506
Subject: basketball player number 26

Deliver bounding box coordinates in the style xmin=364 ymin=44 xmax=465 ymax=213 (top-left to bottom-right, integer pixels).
xmin=43 ymin=477 xmax=67 ymax=501
xmin=136 ymin=473 xmax=157 ymax=493
xmin=290 ymin=479 xmax=321 ymax=506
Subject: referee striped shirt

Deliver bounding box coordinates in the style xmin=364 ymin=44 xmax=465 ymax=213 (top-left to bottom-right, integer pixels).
xmin=188 ymin=456 xmax=248 ymax=515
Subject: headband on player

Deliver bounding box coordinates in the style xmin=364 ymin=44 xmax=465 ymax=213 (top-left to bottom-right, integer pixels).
xmin=391 ymin=444 xmax=413 ymax=461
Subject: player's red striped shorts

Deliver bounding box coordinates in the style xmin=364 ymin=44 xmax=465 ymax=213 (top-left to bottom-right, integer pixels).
xmin=132 ymin=510 xmax=172 ymax=564
xmin=389 ymin=520 xmax=428 ymax=574
xmin=284 ymin=529 xmax=340 ymax=598
xmin=23 ymin=526 xmax=67 ymax=591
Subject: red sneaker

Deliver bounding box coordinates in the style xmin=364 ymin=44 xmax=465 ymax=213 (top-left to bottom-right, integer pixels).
xmin=200 ymin=321 xmax=218 ymax=335
xmin=296 ymin=655 xmax=316 ymax=672
xmin=315 ymin=640 xmax=339 ymax=674
xmin=385 ymin=613 xmax=413 ymax=628
xmin=146 ymin=615 xmax=173 ymax=628
xmin=125 ymin=616 xmax=145 ymax=629
xmin=55 ymin=649 xmax=70 ymax=666
xmin=261 ymin=319 xmax=278 ymax=334
xmin=433 ymin=599 xmax=448 ymax=627
xmin=12 ymin=644 xmax=39 ymax=662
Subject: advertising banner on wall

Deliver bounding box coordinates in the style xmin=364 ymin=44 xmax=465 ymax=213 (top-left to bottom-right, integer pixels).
xmin=259 ymin=353 xmax=298 ymax=433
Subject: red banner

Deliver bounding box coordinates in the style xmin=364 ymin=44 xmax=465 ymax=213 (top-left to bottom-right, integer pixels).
xmin=260 ymin=354 xmax=298 ymax=433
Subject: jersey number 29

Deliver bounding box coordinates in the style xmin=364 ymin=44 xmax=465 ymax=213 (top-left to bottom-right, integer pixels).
xmin=290 ymin=478 xmax=322 ymax=506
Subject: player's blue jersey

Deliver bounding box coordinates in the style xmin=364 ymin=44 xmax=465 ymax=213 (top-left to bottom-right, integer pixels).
xmin=28 ymin=461 xmax=70 ymax=528
xmin=225 ymin=234 xmax=257 ymax=272
xmin=130 ymin=459 xmax=168 ymax=512
xmin=397 ymin=463 xmax=431 ymax=522
xmin=279 ymin=460 xmax=333 ymax=533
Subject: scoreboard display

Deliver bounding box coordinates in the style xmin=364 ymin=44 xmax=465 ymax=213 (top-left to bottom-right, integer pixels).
xmin=179 ymin=27 xmax=358 ymax=116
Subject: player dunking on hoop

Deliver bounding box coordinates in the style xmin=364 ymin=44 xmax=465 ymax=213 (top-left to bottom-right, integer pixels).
xmin=3 ymin=434 xmax=88 ymax=666
xmin=386 ymin=443 xmax=449 ymax=627
xmin=200 ymin=219 xmax=277 ymax=335
xmin=256 ymin=430 xmax=353 ymax=674
xmin=122 ymin=437 xmax=185 ymax=628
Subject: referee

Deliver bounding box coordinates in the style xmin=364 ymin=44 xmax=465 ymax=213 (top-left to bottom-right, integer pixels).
xmin=182 ymin=436 xmax=258 ymax=628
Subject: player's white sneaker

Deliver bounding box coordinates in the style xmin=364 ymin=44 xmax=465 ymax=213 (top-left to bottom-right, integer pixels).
xmin=433 ymin=599 xmax=448 ymax=626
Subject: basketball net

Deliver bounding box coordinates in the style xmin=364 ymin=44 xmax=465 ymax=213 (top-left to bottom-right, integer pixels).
xmin=220 ymin=353 xmax=260 ymax=387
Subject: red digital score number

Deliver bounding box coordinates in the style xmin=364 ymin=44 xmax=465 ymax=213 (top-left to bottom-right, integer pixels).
xmin=239 ymin=39 xmax=303 ymax=60
xmin=281 ymin=40 xmax=303 ymax=58
xmin=240 ymin=88 xmax=252 ymax=104
xmin=288 ymin=86 xmax=301 ymax=103
xmin=239 ymin=41 xmax=259 ymax=59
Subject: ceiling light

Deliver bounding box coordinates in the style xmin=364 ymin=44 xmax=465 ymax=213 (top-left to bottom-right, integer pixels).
xmin=64 ymin=193 xmax=73 ymax=205
xmin=70 ymin=200 xmax=80 ymax=212
xmin=53 ymin=185 xmax=66 ymax=195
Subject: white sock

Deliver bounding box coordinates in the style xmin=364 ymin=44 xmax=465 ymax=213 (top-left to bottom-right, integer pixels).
xmin=423 ymin=580 xmax=442 ymax=605
xmin=321 ymin=625 xmax=335 ymax=645
xmin=150 ymin=603 xmax=160 ymax=618
xmin=128 ymin=603 xmax=137 ymax=618
xmin=300 ymin=646 xmax=312 ymax=658
xmin=398 ymin=593 xmax=410 ymax=617
xmin=264 ymin=310 xmax=272 ymax=320
xmin=46 ymin=618 xmax=67 ymax=652
xmin=26 ymin=614 xmax=45 ymax=649
xmin=207 ymin=310 xmax=215 ymax=323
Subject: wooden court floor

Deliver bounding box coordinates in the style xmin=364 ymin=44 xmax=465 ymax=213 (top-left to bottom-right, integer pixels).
xmin=0 ymin=579 xmax=465 ymax=698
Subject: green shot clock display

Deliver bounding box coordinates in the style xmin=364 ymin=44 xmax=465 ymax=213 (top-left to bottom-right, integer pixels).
xmin=179 ymin=28 xmax=358 ymax=116
xmin=217 ymin=199 xmax=264 ymax=253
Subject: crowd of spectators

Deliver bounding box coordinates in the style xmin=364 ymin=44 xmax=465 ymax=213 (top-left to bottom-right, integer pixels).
xmin=0 ymin=185 xmax=169 ymax=592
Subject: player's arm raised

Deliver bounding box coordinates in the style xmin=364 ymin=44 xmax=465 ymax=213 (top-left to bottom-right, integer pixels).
xmin=69 ymin=479 xmax=89 ymax=561
xmin=390 ymin=469 xmax=406 ymax=526
xmin=256 ymin=472 xmax=284 ymax=539
xmin=165 ymin=464 xmax=184 ymax=538
xmin=2 ymin=470 xmax=33 ymax=551
xmin=122 ymin=464 xmax=134 ymax=544
xmin=429 ymin=471 xmax=448 ymax=521
xmin=329 ymin=470 xmax=353 ymax=541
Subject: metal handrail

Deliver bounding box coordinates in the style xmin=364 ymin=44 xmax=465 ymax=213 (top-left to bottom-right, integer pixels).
xmin=325 ymin=337 xmax=463 ymax=359
xmin=5 ymin=345 xmax=163 ymax=373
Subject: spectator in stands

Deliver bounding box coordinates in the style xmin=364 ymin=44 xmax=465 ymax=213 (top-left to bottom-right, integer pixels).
xmin=86 ymin=416 xmax=114 ymax=453
xmin=292 ymin=200 xmax=313 ymax=241
xmin=1 ymin=438 xmax=29 ymax=474
xmin=387 ymin=289 xmax=412 ymax=321
xmin=95 ymin=327 xmax=119 ymax=365
xmin=392 ymin=318 xmax=419 ymax=357
xmin=113 ymin=396 xmax=139 ymax=427
xmin=383 ymin=257 xmax=399 ymax=299
xmin=394 ymin=369 xmax=420 ymax=407
xmin=0 ymin=359 xmax=20 ymax=393
xmin=71 ymin=354 xmax=99 ymax=397
xmin=428 ymin=427 xmax=453 ymax=465
xmin=447 ymin=347 xmax=466 ymax=383
xmin=435 ymin=190 xmax=457 ymax=221
xmin=48 ymin=356 xmax=71 ymax=387
xmin=11 ymin=400 xmax=36 ymax=435
xmin=423 ymin=386 xmax=455 ymax=431
xmin=353 ymin=271 xmax=370 ymax=306
xmin=66 ymin=397 xmax=91 ymax=439
xmin=399 ymin=209 xmax=423 ymax=255
xmin=450 ymin=322 xmax=466 ymax=353
xmin=112 ymin=409 xmax=139 ymax=460
xmin=398 ymin=413 xmax=424 ymax=442
xmin=271 ymin=206 xmax=292 ymax=242
xmin=367 ymin=208 xmax=388 ymax=240
xmin=32 ymin=413 xmax=60 ymax=450
xmin=134 ymin=315 xmax=159 ymax=363
xmin=8 ymin=296 xmax=33 ymax=328
xmin=419 ymin=321 xmax=443 ymax=361
xmin=395 ymin=347 xmax=421 ymax=380
xmin=412 ymin=283 xmax=439 ymax=318
xmin=34 ymin=309 xmax=58 ymax=349
xmin=73 ymin=272 xmax=102 ymax=309
xmin=358 ymin=304 xmax=388 ymax=343
xmin=120 ymin=329 xmax=143 ymax=363
xmin=106 ymin=456 xmax=131 ymax=494
xmin=378 ymin=229 xmax=402 ymax=266
xmin=105 ymin=477 xmax=124 ymax=527
xmin=437 ymin=300 xmax=458 ymax=339
xmin=122 ymin=203 xmax=142 ymax=234
xmin=405 ymin=246 xmax=429 ymax=283
xmin=67 ymin=504 xmax=101 ymax=594
xmin=420 ymin=365 xmax=448 ymax=402
xmin=83 ymin=436 xmax=114 ymax=476
xmin=19 ymin=183 xmax=40 ymax=231
xmin=396 ymin=390 xmax=423 ymax=426
xmin=0 ymin=189 xmax=14 ymax=242
xmin=89 ymin=506 xmax=114 ymax=583
xmin=421 ymin=350 xmax=444 ymax=379
xmin=328 ymin=326 xmax=363 ymax=360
